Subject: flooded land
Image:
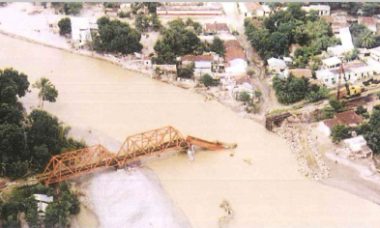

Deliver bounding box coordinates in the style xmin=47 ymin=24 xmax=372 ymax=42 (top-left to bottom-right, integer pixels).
xmin=1 ymin=34 xmax=380 ymax=227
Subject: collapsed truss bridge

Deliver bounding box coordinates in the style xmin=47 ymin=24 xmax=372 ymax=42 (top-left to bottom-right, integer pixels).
xmin=36 ymin=126 xmax=236 ymax=185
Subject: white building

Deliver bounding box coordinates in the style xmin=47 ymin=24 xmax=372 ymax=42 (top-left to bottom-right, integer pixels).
xmin=302 ymin=4 xmax=330 ymax=16
xmin=33 ymin=194 xmax=53 ymax=215
xmin=224 ymin=40 xmax=247 ymax=76
xmin=327 ymin=27 xmax=354 ymax=56
xmin=267 ymin=57 xmax=287 ymax=73
xmin=70 ymin=17 xmax=97 ymax=48
xmin=343 ymin=135 xmax=373 ymax=159
xmin=181 ymin=54 xmax=214 ymax=77
xmin=322 ymin=56 xmax=342 ymax=69
xmin=239 ymin=2 xmax=271 ymax=18
xmin=316 ymin=61 xmax=376 ymax=87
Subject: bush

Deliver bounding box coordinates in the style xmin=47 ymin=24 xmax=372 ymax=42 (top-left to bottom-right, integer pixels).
xmin=238 ymin=91 xmax=252 ymax=103
xmin=177 ymin=65 xmax=194 ymax=79
xmin=331 ymin=124 xmax=351 ymax=143
xmin=306 ymin=86 xmax=329 ymax=102
xmin=200 ymin=74 xmax=218 ymax=87
xmin=58 ymin=18 xmax=71 ymax=36
xmin=272 ymin=75 xmax=309 ymax=104
xmin=117 ymin=11 xmax=131 ymax=18
xmin=329 ymin=99 xmax=345 ymax=112
xmin=63 ymin=3 xmax=82 ymax=15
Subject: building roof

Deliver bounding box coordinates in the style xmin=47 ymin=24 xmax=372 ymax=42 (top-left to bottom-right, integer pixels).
xmin=224 ymin=40 xmax=246 ymax=62
xmin=323 ymin=110 xmax=363 ymax=130
xmin=182 ymin=54 xmax=213 ymax=62
xmin=322 ymin=56 xmax=341 ymax=67
xmin=343 ymin=135 xmax=368 ymax=152
xmin=244 ymin=2 xmax=262 ymax=11
xmin=33 ymin=194 xmax=53 ymax=203
xmin=335 ymin=110 xmax=363 ymax=126
xmin=204 ymin=22 xmax=229 ymax=33
xmin=267 ymin=57 xmax=286 ymax=69
xmin=289 ymin=68 xmax=312 ymax=78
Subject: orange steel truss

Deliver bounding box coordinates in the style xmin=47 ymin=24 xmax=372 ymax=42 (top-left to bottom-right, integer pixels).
xmin=36 ymin=126 xmax=234 ymax=185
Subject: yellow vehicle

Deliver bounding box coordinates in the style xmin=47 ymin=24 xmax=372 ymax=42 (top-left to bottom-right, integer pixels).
xmin=337 ymin=84 xmax=362 ymax=99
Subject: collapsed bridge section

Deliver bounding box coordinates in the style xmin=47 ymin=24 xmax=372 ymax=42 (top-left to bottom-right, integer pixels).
xmin=36 ymin=126 xmax=236 ymax=185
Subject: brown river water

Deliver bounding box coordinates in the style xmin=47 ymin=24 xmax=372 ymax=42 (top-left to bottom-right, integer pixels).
xmin=1 ymin=34 xmax=380 ymax=227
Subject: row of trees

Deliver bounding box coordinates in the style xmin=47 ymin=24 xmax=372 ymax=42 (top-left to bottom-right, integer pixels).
xmin=0 ymin=183 xmax=80 ymax=228
xmin=327 ymin=2 xmax=380 ymax=16
xmin=0 ymin=68 xmax=83 ymax=178
xmin=272 ymin=75 xmax=329 ymax=104
xmin=245 ymin=3 xmax=337 ymax=66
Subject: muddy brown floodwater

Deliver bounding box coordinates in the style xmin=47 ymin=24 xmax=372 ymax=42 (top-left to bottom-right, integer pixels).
xmin=1 ymin=34 xmax=380 ymax=228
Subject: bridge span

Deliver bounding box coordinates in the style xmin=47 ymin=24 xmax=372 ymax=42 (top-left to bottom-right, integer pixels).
xmin=36 ymin=126 xmax=236 ymax=185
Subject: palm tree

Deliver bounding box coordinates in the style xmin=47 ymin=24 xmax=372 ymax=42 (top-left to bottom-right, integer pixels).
xmin=33 ymin=77 xmax=58 ymax=108
xmin=359 ymin=31 xmax=376 ymax=49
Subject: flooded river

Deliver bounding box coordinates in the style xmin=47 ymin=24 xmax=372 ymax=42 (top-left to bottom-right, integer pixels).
xmin=1 ymin=34 xmax=380 ymax=227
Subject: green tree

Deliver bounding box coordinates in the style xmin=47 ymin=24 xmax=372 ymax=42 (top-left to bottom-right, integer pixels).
xmin=329 ymin=99 xmax=345 ymax=112
xmin=177 ymin=64 xmax=194 ymax=79
xmin=0 ymin=124 xmax=27 ymax=177
xmin=0 ymin=68 xmax=29 ymax=104
xmin=210 ymin=37 xmax=225 ymax=56
xmin=358 ymin=31 xmax=376 ymax=48
xmin=33 ymin=77 xmax=58 ymax=108
xmin=58 ymin=17 xmax=71 ymax=36
xmin=306 ymin=86 xmax=329 ymax=102
xmin=154 ymin=19 xmax=202 ymax=64
xmin=135 ymin=13 xmax=150 ymax=33
xmin=272 ymin=75 xmax=309 ymax=104
xmin=63 ymin=3 xmax=82 ymax=15
xmin=238 ymin=91 xmax=252 ymax=103
xmin=93 ymin=17 xmax=142 ymax=55
xmin=200 ymin=74 xmax=218 ymax=87
xmin=331 ymin=124 xmax=351 ymax=143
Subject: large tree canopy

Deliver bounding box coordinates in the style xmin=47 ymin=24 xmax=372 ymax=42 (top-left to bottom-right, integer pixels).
xmin=0 ymin=68 xmax=29 ymax=104
xmin=153 ymin=18 xmax=203 ymax=64
xmin=93 ymin=17 xmax=143 ymax=54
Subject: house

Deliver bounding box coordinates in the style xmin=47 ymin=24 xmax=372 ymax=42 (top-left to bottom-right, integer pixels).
xmin=324 ymin=12 xmax=349 ymax=35
xmin=343 ymin=135 xmax=373 ymax=159
xmin=203 ymin=22 xmax=229 ymax=35
xmin=181 ymin=54 xmax=214 ymax=77
xmin=70 ymin=17 xmax=98 ymax=48
xmin=327 ymin=27 xmax=354 ymax=56
xmin=239 ymin=2 xmax=271 ymax=18
xmin=267 ymin=57 xmax=287 ymax=73
xmin=224 ymin=40 xmax=247 ymax=76
xmin=288 ymin=68 xmax=313 ymax=78
xmin=33 ymin=194 xmax=53 ymax=216
xmin=322 ymin=56 xmax=342 ymax=69
xmin=319 ymin=110 xmax=363 ymax=135
xmin=302 ymin=4 xmax=330 ymax=16
xmin=358 ymin=16 xmax=377 ymax=33
xmin=316 ymin=61 xmax=376 ymax=87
